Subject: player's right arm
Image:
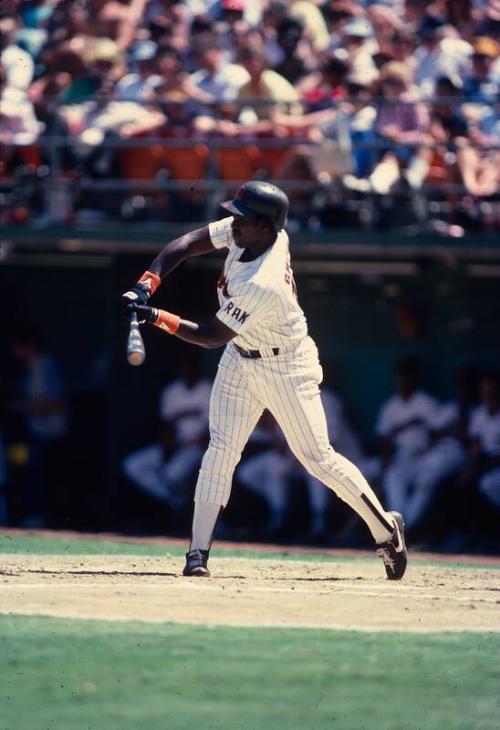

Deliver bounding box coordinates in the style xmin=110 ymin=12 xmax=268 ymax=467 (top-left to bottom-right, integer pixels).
xmin=149 ymin=226 xmax=215 ymax=279
xmin=122 ymin=226 xmax=215 ymax=306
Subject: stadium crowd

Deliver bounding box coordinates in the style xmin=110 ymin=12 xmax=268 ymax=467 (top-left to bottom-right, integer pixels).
xmin=1 ymin=0 xmax=499 ymax=231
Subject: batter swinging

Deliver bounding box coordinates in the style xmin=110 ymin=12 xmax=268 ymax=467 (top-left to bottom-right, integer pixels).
xmin=123 ymin=181 xmax=408 ymax=580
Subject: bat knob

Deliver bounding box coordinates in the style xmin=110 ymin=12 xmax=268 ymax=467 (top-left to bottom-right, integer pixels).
xmin=128 ymin=350 xmax=145 ymax=366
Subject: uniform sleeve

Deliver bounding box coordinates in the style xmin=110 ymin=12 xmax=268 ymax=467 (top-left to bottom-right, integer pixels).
xmin=215 ymin=281 xmax=275 ymax=335
xmin=375 ymin=401 xmax=393 ymax=437
xmin=468 ymin=408 xmax=482 ymax=440
xmin=208 ymin=217 xmax=233 ymax=250
xmin=159 ymin=384 xmax=175 ymax=420
xmin=429 ymin=402 xmax=455 ymax=430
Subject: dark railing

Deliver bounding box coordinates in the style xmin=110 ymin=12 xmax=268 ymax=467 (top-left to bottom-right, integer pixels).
xmin=1 ymin=96 xmax=498 ymax=231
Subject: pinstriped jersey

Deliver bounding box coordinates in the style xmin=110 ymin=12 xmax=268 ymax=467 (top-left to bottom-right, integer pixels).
xmin=209 ymin=216 xmax=308 ymax=351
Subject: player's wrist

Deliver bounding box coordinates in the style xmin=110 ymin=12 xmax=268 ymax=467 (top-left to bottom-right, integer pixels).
xmin=137 ymin=270 xmax=161 ymax=296
xmin=151 ymin=308 xmax=180 ymax=334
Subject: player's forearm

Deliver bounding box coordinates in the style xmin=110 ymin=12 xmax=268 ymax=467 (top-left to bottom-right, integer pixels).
xmin=148 ymin=228 xmax=211 ymax=279
xmin=149 ymin=309 xmax=229 ymax=348
xmin=148 ymin=238 xmax=194 ymax=278
xmin=174 ymin=320 xmax=228 ymax=349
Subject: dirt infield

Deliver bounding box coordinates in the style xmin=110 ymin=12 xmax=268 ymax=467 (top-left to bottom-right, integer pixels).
xmin=1 ymin=551 xmax=499 ymax=632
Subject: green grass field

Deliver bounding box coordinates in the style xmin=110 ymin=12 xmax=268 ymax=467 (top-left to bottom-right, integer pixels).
xmin=1 ymin=533 xmax=499 ymax=730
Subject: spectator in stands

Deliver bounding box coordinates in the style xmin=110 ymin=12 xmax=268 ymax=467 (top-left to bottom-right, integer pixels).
xmin=412 ymin=14 xmax=472 ymax=98
xmin=0 ymin=61 xmax=41 ymax=145
xmin=367 ymin=3 xmax=404 ymax=54
xmin=82 ymin=0 xmax=149 ymax=52
xmin=462 ymin=36 xmax=499 ymax=107
xmin=298 ymin=50 xmax=349 ymax=112
xmin=339 ymin=16 xmax=378 ymax=85
xmin=46 ymin=0 xmax=91 ymax=46
xmin=260 ymin=1 xmax=289 ymax=67
xmin=273 ymin=16 xmax=312 ymax=84
xmin=445 ymin=0 xmax=476 ymax=42
xmin=181 ymin=34 xmax=249 ymax=116
xmin=145 ymin=0 xmax=192 ymax=48
xmin=402 ymin=0 xmax=436 ymax=27
xmin=289 ymin=1 xmax=331 ymax=55
xmin=430 ymin=75 xmax=498 ymax=199
xmin=376 ymin=356 xmax=438 ymax=519
xmin=53 ymin=37 xmax=125 ymax=104
xmin=390 ymin=29 xmax=417 ymax=68
xmin=208 ymin=0 xmax=262 ymax=29
xmin=115 ymin=40 xmax=159 ymax=102
xmin=236 ymin=44 xmax=302 ymax=127
xmin=0 ymin=17 xmax=34 ymax=92
xmin=344 ymin=61 xmax=430 ymax=194
xmin=271 ymin=73 xmax=376 ymax=221
xmin=123 ymin=351 xmax=211 ymax=512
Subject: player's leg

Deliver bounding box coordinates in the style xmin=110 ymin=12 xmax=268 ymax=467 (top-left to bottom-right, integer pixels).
xmin=251 ymin=344 xmax=406 ymax=577
xmin=187 ymin=349 xmax=263 ymax=568
xmin=253 ymin=352 xmax=395 ymax=545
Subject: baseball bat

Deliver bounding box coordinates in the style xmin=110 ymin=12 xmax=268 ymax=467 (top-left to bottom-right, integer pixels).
xmin=127 ymin=311 xmax=146 ymax=366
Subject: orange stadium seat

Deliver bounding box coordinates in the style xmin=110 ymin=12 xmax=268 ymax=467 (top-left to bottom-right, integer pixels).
xmin=119 ymin=142 xmax=209 ymax=184
xmin=160 ymin=144 xmax=210 ymax=181
xmin=119 ymin=143 xmax=165 ymax=180
xmin=18 ymin=145 xmax=43 ymax=168
xmin=215 ymin=144 xmax=263 ymax=181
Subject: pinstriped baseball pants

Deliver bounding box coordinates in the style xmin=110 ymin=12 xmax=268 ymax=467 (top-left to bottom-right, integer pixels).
xmin=195 ymin=337 xmax=394 ymax=544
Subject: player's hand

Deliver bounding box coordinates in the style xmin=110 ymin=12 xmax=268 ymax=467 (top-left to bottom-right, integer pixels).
xmin=127 ymin=303 xmax=158 ymax=324
xmin=122 ymin=282 xmax=150 ymax=310
xmin=122 ymin=271 xmax=161 ymax=316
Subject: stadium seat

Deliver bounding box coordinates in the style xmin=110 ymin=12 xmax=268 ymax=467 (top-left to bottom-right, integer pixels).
xmin=215 ymin=144 xmax=263 ymax=181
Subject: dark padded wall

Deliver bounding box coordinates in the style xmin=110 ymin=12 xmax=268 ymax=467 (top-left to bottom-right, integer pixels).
xmin=1 ymin=254 xmax=498 ymax=528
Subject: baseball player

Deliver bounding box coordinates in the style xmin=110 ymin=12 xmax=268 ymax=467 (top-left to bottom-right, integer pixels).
xmin=467 ymin=372 xmax=500 ymax=511
xmin=122 ymin=181 xmax=407 ymax=580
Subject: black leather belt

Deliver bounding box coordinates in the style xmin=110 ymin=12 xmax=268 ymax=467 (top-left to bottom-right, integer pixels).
xmin=235 ymin=345 xmax=280 ymax=359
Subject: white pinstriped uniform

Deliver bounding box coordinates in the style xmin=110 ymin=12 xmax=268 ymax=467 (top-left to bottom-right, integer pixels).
xmin=194 ymin=217 xmax=395 ymax=544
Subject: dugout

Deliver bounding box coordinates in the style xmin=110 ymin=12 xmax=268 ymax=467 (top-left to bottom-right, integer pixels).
xmin=1 ymin=227 xmax=499 ymax=535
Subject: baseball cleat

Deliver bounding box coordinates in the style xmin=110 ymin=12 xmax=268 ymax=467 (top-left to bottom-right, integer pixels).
xmin=183 ymin=549 xmax=210 ymax=577
xmin=376 ymin=511 xmax=408 ymax=580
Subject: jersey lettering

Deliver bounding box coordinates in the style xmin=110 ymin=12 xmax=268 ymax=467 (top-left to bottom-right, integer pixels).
xmin=224 ymin=300 xmax=250 ymax=323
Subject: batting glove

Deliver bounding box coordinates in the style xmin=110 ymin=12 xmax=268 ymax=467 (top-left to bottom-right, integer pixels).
xmin=130 ymin=304 xmax=180 ymax=334
xmin=129 ymin=304 xmax=157 ymax=324
xmin=122 ymin=271 xmax=161 ymax=312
